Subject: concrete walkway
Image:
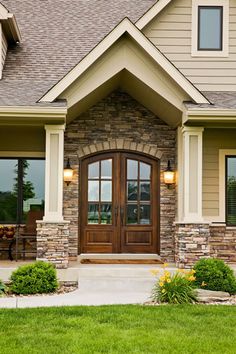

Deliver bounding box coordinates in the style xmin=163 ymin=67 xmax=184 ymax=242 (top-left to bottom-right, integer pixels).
xmin=1 ymin=263 xmax=235 ymax=309
xmin=0 ymin=289 xmax=151 ymax=308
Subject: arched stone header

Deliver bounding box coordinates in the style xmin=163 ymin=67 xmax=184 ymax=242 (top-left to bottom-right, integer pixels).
xmin=77 ymin=139 xmax=163 ymax=160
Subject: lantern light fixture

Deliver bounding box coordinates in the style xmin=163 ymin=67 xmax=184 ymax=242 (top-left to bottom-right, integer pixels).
xmin=63 ymin=158 xmax=74 ymax=186
xmin=163 ymin=160 xmax=175 ymax=188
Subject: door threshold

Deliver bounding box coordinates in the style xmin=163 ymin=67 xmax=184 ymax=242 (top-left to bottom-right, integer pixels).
xmin=78 ymin=253 xmax=161 ymax=260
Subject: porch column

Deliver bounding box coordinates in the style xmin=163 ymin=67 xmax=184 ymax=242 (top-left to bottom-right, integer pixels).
xmin=44 ymin=124 xmax=65 ymax=222
xmin=182 ymin=126 xmax=204 ymax=222
xmin=36 ymin=124 xmax=70 ymax=269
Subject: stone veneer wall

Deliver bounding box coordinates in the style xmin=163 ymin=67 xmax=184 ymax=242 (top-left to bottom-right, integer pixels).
xmin=175 ymin=223 xmax=236 ymax=267
xmin=209 ymin=225 xmax=236 ymax=263
xmin=37 ymin=221 xmax=70 ymax=268
xmin=64 ymin=90 xmax=176 ymax=261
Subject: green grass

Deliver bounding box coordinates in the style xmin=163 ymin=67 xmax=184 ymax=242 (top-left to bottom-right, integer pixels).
xmin=0 ymin=305 xmax=235 ymax=354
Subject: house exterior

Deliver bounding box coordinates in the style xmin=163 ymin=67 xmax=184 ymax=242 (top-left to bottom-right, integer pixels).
xmin=0 ymin=0 xmax=236 ymax=268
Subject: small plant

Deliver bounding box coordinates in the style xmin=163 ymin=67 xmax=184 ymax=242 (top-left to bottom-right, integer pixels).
xmin=193 ymin=258 xmax=236 ymax=295
xmin=10 ymin=261 xmax=58 ymax=295
xmin=0 ymin=279 xmax=6 ymax=296
xmin=151 ymin=265 xmax=197 ymax=304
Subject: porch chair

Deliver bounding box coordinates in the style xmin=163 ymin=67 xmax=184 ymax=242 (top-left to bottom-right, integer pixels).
xmin=18 ymin=210 xmax=44 ymax=260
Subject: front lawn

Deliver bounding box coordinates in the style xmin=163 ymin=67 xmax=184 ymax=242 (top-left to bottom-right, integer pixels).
xmin=0 ymin=305 xmax=235 ymax=354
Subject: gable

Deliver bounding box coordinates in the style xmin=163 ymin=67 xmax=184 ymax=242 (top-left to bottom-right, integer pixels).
xmin=39 ymin=18 xmax=208 ymax=113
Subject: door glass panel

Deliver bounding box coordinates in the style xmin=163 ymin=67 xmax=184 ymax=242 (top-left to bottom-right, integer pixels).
xmin=127 ymin=204 xmax=138 ymax=224
xmin=88 ymin=181 xmax=99 ymax=201
xmin=140 ymin=182 xmax=150 ymax=201
xmin=101 ymin=159 xmax=112 ymax=179
xmin=88 ymin=203 xmax=99 ymax=224
xmin=140 ymin=162 xmax=151 ymax=180
xmin=140 ymin=205 xmax=151 ymax=225
xmin=127 ymin=181 xmax=138 ymax=201
xmin=87 ymin=158 xmax=113 ymax=224
xmin=88 ymin=162 xmax=99 ymax=179
xmin=127 ymin=159 xmax=138 ymax=179
xmin=100 ymin=204 xmax=112 ymax=224
xmin=101 ymin=181 xmax=112 ymax=202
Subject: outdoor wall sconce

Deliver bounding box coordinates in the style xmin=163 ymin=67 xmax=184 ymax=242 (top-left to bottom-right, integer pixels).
xmin=63 ymin=158 xmax=74 ymax=186
xmin=163 ymin=160 xmax=175 ymax=188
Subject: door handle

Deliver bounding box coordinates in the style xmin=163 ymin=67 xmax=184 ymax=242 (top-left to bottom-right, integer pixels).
xmin=120 ymin=207 xmax=124 ymax=226
xmin=114 ymin=206 xmax=118 ymax=226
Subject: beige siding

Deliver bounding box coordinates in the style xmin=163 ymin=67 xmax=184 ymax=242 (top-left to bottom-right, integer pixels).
xmin=1 ymin=31 xmax=7 ymax=72
xmin=0 ymin=127 xmax=45 ymax=152
xmin=144 ymin=0 xmax=236 ymax=91
xmin=203 ymin=129 xmax=236 ymax=217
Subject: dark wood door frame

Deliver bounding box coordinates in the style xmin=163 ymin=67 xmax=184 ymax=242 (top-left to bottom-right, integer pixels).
xmin=80 ymin=151 xmax=160 ymax=254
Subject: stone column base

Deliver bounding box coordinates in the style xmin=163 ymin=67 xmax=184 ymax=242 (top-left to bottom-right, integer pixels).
xmin=175 ymin=223 xmax=210 ymax=268
xmin=36 ymin=220 xmax=70 ymax=269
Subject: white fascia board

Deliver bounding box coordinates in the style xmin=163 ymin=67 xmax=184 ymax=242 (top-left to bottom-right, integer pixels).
xmin=184 ymin=109 xmax=236 ymax=123
xmin=40 ymin=18 xmax=209 ymax=105
xmin=0 ymin=3 xmax=9 ymax=19
xmin=136 ymin=0 xmax=172 ymax=30
xmin=0 ymin=106 xmax=67 ymax=119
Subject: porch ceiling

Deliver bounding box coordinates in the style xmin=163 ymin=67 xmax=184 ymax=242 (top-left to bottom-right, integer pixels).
xmin=66 ymin=69 xmax=183 ymax=127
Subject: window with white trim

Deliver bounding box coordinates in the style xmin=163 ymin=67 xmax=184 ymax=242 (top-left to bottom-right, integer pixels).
xmin=192 ymin=0 xmax=229 ymax=57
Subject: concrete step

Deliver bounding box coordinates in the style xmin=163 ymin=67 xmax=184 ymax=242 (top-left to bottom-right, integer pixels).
xmin=77 ymin=264 xmax=176 ymax=292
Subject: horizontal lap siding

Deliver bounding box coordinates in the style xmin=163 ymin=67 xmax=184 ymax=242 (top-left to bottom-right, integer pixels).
xmin=144 ymin=0 xmax=236 ymax=91
xmin=203 ymin=129 xmax=236 ymax=217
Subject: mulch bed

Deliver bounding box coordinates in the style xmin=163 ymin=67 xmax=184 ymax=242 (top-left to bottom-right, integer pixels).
xmin=2 ymin=284 xmax=78 ymax=297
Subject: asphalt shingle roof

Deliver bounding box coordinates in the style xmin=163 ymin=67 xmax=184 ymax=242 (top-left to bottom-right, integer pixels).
xmin=1 ymin=1 xmax=236 ymax=111
xmin=0 ymin=0 xmax=156 ymax=106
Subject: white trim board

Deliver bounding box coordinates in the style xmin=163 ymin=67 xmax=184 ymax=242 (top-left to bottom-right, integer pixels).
xmin=39 ymin=18 xmax=209 ymax=105
xmin=191 ymin=0 xmax=229 ymax=57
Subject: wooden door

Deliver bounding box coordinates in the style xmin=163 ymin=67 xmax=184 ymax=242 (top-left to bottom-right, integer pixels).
xmin=80 ymin=152 xmax=159 ymax=254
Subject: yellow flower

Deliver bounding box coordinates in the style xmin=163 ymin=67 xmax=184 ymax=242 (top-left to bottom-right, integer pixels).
xmin=191 ymin=269 xmax=196 ymax=274
xmin=164 ymin=271 xmax=170 ymax=277
xmin=159 ymin=282 xmax=164 ymax=287
xmin=201 ymin=281 xmax=207 ymax=287
xmin=150 ymin=269 xmax=159 ymax=276
xmin=188 ymin=275 xmax=196 ymax=282
xmin=161 ymin=263 xmax=169 ymax=268
xmin=177 ymin=269 xmax=184 ymax=273
xmin=167 ymin=279 xmax=171 ymax=283
xmin=160 ymin=276 xmax=165 ymax=282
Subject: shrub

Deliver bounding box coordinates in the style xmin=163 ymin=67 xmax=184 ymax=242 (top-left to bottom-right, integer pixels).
xmin=0 ymin=279 xmax=6 ymax=296
xmin=10 ymin=261 xmax=58 ymax=295
xmin=151 ymin=266 xmax=197 ymax=304
xmin=193 ymin=258 xmax=236 ymax=295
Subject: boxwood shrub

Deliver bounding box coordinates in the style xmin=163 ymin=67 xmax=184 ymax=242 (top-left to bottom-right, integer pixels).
xmin=10 ymin=261 xmax=58 ymax=295
xmin=193 ymin=258 xmax=236 ymax=295
xmin=0 ymin=279 xmax=6 ymax=296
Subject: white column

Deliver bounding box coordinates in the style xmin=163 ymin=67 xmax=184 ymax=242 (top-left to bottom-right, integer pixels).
xmin=182 ymin=126 xmax=204 ymax=223
xmin=43 ymin=124 xmax=65 ymax=222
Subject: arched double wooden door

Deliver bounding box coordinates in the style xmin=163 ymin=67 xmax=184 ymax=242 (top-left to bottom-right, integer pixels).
xmin=80 ymin=152 xmax=160 ymax=254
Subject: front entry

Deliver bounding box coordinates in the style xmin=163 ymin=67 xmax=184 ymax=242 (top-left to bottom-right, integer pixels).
xmin=80 ymin=152 xmax=159 ymax=253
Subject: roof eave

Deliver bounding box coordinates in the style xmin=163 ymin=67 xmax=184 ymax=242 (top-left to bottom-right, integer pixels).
xmin=1 ymin=14 xmax=22 ymax=43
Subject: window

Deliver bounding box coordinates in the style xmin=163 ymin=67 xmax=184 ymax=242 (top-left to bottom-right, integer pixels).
xmin=226 ymin=156 xmax=236 ymax=226
xmin=192 ymin=0 xmax=229 ymax=57
xmin=0 ymin=158 xmax=45 ymax=223
xmin=198 ymin=6 xmax=223 ymax=50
